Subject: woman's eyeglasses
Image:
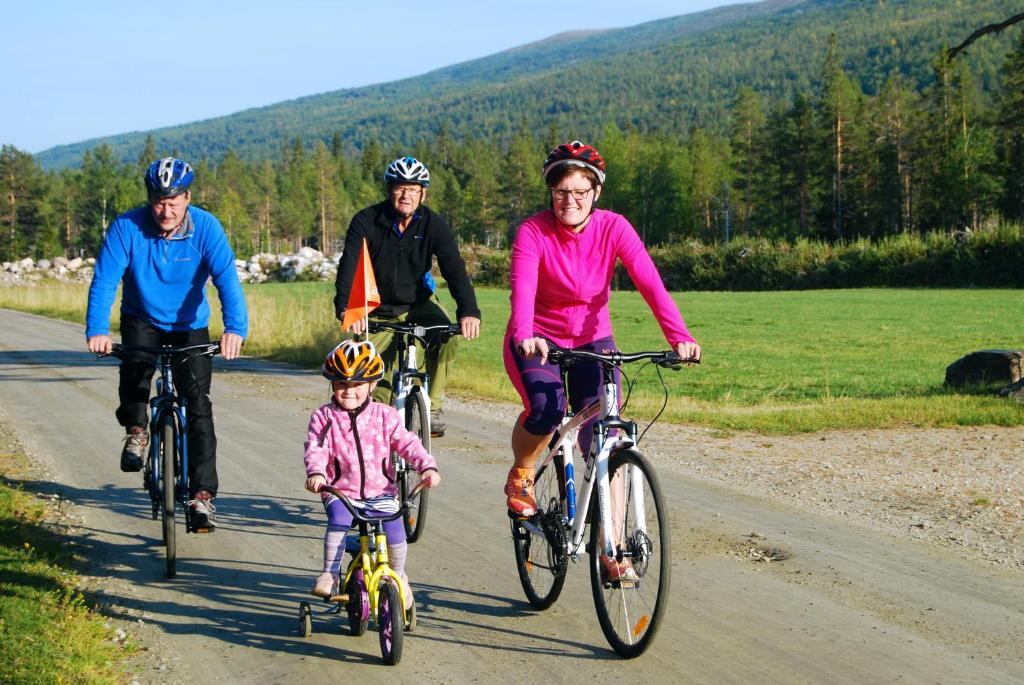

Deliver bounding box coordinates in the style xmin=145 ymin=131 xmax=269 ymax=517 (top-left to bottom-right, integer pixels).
xmin=550 ymin=187 xmax=593 ymax=201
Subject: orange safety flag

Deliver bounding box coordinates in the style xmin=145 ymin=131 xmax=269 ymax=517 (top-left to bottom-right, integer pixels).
xmin=340 ymin=238 xmax=380 ymax=332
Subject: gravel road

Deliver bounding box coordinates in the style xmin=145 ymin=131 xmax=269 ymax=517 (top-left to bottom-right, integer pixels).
xmin=1 ymin=308 xmax=1022 ymax=684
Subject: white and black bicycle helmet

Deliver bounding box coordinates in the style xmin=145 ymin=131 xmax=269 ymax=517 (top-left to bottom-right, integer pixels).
xmin=384 ymin=156 xmax=430 ymax=187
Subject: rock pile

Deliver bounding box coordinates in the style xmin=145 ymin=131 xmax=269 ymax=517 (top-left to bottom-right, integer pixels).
xmin=1 ymin=248 xmax=343 ymax=286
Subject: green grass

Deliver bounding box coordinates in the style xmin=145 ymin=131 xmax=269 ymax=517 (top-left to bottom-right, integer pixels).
xmin=0 ymin=445 xmax=127 ymax=684
xmin=3 ymin=281 xmax=1023 ymax=432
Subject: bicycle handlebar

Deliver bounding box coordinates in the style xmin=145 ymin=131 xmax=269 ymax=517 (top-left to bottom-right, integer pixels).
xmin=367 ymin=321 xmax=462 ymax=342
xmin=99 ymin=342 xmax=221 ymax=360
xmin=318 ymin=481 xmax=429 ymax=524
xmin=546 ymin=344 xmax=699 ymax=369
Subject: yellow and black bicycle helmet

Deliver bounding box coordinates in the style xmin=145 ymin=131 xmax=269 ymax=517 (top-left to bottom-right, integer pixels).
xmin=322 ymin=340 xmax=385 ymax=382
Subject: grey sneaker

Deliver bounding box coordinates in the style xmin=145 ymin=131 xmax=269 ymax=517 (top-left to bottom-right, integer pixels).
xmin=189 ymin=491 xmax=216 ymax=532
xmin=120 ymin=426 xmax=147 ymax=472
xmin=430 ymin=408 xmax=445 ymax=437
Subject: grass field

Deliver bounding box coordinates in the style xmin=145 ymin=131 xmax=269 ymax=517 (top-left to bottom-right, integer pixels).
xmin=2 ymin=282 xmax=1022 ymax=432
xmin=0 ymin=439 xmax=126 ymax=683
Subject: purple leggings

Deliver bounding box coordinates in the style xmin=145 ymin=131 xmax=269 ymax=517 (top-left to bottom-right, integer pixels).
xmin=325 ymin=496 xmax=406 ymax=545
xmin=503 ymin=333 xmax=620 ymax=454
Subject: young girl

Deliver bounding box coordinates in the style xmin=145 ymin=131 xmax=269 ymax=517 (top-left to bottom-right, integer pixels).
xmin=304 ymin=339 xmax=440 ymax=605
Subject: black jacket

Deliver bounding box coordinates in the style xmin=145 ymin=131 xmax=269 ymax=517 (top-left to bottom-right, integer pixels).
xmin=334 ymin=201 xmax=481 ymax=321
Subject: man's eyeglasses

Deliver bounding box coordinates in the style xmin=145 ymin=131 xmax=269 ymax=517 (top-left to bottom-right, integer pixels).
xmin=391 ymin=186 xmax=423 ymax=198
xmin=550 ymin=187 xmax=593 ymax=201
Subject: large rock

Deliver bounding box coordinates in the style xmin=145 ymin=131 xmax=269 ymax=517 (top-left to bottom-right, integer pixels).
xmin=945 ymin=350 xmax=1024 ymax=387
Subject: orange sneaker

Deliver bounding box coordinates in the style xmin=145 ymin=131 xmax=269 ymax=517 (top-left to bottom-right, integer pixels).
xmin=504 ymin=467 xmax=536 ymax=516
xmin=600 ymin=555 xmax=640 ymax=583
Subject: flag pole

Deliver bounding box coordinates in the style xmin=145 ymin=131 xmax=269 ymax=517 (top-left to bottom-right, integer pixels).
xmin=362 ymin=238 xmax=370 ymax=341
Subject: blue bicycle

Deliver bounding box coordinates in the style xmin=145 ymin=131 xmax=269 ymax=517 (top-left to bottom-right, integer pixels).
xmin=103 ymin=342 xmax=220 ymax=578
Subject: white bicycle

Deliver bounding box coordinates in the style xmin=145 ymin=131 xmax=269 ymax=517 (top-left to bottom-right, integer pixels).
xmin=509 ymin=343 xmax=694 ymax=657
xmin=367 ymin=320 xmax=460 ymax=542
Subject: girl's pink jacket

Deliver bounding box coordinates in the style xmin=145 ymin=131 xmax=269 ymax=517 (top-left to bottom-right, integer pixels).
xmin=304 ymin=400 xmax=437 ymax=500
xmin=507 ymin=208 xmax=695 ymax=347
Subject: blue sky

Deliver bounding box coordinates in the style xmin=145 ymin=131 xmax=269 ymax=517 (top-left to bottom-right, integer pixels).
xmin=2 ymin=1 xmax=745 ymax=154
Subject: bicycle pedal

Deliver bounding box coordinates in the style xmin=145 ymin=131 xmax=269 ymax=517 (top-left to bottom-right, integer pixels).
xmin=328 ymin=593 xmax=350 ymax=603
xmin=191 ymin=526 xmax=214 ymax=534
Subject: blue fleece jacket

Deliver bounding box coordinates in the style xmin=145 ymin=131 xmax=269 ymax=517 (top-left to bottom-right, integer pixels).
xmin=86 ymin=205 xmax=248 ymax=338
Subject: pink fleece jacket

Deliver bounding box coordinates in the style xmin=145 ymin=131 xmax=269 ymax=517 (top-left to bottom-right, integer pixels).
xmin=304 ymin=400 xmax=437 ymax=501
xmin=507 ymin=208 xmax=695 ymax=348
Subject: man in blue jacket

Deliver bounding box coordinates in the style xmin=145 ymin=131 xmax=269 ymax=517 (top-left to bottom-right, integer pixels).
xmin=86 ymin=158 xmax=248 ymax=531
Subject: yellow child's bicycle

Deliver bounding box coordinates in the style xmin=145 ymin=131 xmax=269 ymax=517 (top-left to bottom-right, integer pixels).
xmin=298 ymin=483 xmax=424 ymax=665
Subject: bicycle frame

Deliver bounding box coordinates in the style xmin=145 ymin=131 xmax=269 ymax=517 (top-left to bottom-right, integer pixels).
xmin=523 ymin=362 xmax=641 ymax=560
xmin=389 ymin=331 xmax=431 ymax=424
xmin=148 ymin=355 xmax=188 ymax=506
xmin=342 ymin=522 xmax=410 ymax=622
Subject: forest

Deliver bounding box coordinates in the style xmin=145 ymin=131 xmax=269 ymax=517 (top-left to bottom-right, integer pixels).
xmin=2 ymin=17 xmax=1023 ymax=264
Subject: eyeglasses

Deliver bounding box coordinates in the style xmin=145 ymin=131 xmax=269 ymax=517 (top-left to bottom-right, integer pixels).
xmin=391 ymin=186 xmax=422 ymax=198
xmin=550 ymin=187 xmax=593 ymax=201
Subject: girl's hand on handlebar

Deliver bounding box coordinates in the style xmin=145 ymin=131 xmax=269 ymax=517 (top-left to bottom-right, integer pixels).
xmin=421 ymin=470 xmax=441 ymax=488
xmin=518 ymin=337 xmax=549 ymax=364
xmin=305 ymin=475 xmax=327 ymax=493
xmin=673 ymin=340 xmax=702 ymax=364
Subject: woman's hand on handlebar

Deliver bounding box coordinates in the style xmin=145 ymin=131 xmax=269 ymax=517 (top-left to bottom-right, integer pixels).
xmin=518 ymin=337 xmax=549 ymax=364
xmin=673 ymin=340 xmax=702 ymax=364
xmin=305 ymin=474 xmax=327 ymax=493
xmin=87 ymin=334 xmax=113 ymax=355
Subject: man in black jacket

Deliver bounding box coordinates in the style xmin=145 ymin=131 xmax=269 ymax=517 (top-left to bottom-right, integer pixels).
xmin=334 ymin=156 xmax=481 ymax=436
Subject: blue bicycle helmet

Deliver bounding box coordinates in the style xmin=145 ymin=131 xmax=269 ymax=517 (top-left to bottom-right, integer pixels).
xmin=384 ymin=156 xmax=430 ymax=187
xmin=144 ymin=157 xmax=194 ymax=197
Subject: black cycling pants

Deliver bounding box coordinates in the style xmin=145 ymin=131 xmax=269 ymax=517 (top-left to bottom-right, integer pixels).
xmin=116 ymin=315 xmax=218 ymax=497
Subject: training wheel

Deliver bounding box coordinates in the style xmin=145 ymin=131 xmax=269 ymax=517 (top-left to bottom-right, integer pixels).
xmin=298 ymin=601 xmax=312 ymax=637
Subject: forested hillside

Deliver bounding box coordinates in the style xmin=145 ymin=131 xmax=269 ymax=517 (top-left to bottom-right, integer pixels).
xmin=3 ymin=0 xmax=1024 ymax=267
xmin=33 ymin=0 xmax=1022 ymax=169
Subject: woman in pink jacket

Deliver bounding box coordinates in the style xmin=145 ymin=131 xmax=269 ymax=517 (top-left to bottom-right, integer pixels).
xmin=503 ymin=141 xmax=702 ymax=521
xmin=304 ymin=340 xmax=440 ymax=604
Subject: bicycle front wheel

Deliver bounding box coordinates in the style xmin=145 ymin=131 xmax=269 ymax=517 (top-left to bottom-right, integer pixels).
xmin=401 ymin=389 xmax=430 ymax=542
xmin=511 ymin=451 xmax=568 ymax=609
xmin=377 ymin=580 xmax=405 ymax=665
xmin=589 ymin=448 xmax=671 ymax=658
xmin=160 ymin=416 xmax=177 ymax=579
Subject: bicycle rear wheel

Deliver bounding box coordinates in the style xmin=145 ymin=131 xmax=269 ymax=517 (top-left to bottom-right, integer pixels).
xmin=511 ymin=451 xmax=568 ymax=609
xmin=377 ymin=580 xmax=405 ymax=665
xmin=160 ymin=416 xmax=177 ymax=579
xmin=401 ymin=389 xmax=430 ymax=543
xmin=589 ymin=448 xmax=670 ymax=658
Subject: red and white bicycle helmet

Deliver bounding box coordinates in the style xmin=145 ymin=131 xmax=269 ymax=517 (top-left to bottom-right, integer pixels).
xmin=542 ymin=141 xmax=606 ymax=185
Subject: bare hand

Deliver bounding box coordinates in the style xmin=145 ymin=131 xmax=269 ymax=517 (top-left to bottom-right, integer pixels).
xmin=518 ymin=337 xmax=549 ymax=364
xmin=459 ymin=316 xmax=481 ymax=340
xmin=346 ymin=317 xmax=367 ymax=336
xmin=305 ymin=475 xmax=327 ymax=493
xmin=422 ymin=470 xmax=441 ymax=488
xmin=674 ymin=340 xmax=702 ymax=364
xmin=87 ymin=334 xmax=113 ymax=355
xmin=220 ymin=332 xmax=244 ymax=360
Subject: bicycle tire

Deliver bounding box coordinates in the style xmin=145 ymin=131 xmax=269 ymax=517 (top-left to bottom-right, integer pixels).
xmin=588 ymin=448 xmax=671 ymax=658
xmin=401 ymin=389 xmax=430 ymax=543
xmin=161 ymin=416 xmax=176 ymax=579
xmin=511 ymin=451 xmax=568 ymax=609
xmin=377 ymin=580 xmax=404 ymax=665
xmin=298 ymin=601 xmax=313 ymax=638
xmin=346 ymin=571 xmax=369 ymax=636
